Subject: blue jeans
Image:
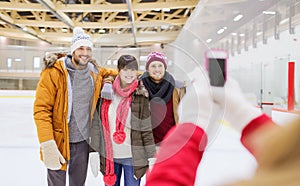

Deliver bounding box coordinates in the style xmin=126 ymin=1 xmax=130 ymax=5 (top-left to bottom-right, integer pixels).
xmin=112 ymin=158 xmax=141 ymax=186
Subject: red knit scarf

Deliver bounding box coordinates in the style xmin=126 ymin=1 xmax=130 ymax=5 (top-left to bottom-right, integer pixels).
xmin=101 ymin=75 xmax=138 ymax=186
xmin=112 ymin=76 xmax=138 ymax=144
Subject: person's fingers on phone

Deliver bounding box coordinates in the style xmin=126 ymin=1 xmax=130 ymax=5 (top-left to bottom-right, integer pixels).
xmin=212 ymin=77 xmax=239 ymax=105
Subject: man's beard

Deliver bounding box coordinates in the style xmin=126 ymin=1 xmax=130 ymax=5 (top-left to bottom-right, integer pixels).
xmin=74 ymin=57 xmax=89 ymax=67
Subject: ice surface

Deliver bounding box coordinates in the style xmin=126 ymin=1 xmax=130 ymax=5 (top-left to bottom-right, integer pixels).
xmin=0 ymin=90 xmax=256 ymax=186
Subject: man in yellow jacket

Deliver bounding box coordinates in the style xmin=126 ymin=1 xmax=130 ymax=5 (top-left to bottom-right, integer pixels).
xmin=33 ymin=27 xmax=117 ymax=186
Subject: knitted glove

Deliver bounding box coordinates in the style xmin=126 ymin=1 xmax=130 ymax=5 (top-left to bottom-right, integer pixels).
xmin=213 ymin=78 xmax=262 ymax=132
xmin=101 ymin=83 xmax=114 ymax=100
xmin=177 ymin=71 xmax=213 ymax=131
xmin=174 ymin=79 xmax=185 ymax=88
xmin=89 ymin=152 xmax=100 ymax=177
xmin=40 ymin=140 xmax=65 ymax=170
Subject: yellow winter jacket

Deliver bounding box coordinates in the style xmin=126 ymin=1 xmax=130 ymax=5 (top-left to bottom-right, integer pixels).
xmin=33 ymin=54 xmax=117 ymax=170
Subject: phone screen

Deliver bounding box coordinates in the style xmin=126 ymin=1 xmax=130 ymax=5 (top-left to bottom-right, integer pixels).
xmin=208 ymin=58 xmax=226 ymax=87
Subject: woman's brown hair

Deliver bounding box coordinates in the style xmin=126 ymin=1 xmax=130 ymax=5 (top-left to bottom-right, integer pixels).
xmin=117 ymin=55 xmax=138 ymax=71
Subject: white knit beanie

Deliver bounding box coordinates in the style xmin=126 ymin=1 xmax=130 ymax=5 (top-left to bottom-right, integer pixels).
xmin=70 ymin=27 xmax=93 ymax=54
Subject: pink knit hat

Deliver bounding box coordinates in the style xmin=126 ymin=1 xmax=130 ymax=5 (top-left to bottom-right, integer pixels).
xmin=146 ymin=51 xmax=167 ymax=70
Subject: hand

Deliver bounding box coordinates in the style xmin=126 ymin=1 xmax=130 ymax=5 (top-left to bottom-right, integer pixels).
xmin=89 ymin=152 xmax=100 ymax=177
xmin=148 ymin=158 xmax=156 ymax=172
xmin=212 ymin=78 xmax=262 ymax=132
xmin=174 ymin=79 xmax=185 ymax=89
xmin=101 ymin=83 xmax=114 ymax=100
xmin=177 ymin=69 xmax=213 ymax=131
xmin=40 ymin=140 xmax=65 ymax=170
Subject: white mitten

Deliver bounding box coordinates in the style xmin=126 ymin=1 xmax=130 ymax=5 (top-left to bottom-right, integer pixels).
xmin=148 ymin=157 xmax=156 ymax=172
xmin=177 ymin=70 xmax=213 ymax=131
xmin=40 ymin=140 xmax=65 ymax=170
xmin=101 ymin=83 xmax=114 ymax=100
xmin=213 ymin=78 xmax=262 ymax=132
xmin=89 ymin=152 xmax=100 ymax=177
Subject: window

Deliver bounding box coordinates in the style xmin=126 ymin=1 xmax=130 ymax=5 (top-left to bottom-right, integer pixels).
xmin=7 ymin=58 xmax=12 ymax=68
xmin=33 ymin=56 xmax=40 ymax=68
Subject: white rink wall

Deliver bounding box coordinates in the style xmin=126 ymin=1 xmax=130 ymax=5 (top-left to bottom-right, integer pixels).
xmin=0 ymin=90 xmax=36 ymax=97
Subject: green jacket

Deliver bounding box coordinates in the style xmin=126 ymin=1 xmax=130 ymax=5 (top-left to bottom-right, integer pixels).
xmin=90 ymin=81 xmax=156 ymax=179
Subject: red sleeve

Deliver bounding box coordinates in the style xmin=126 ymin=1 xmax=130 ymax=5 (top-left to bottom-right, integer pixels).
xmin=146 ymin=123 xmax=207 ymax=186
xmin=240 ymin=114 xmax=277 ymax=158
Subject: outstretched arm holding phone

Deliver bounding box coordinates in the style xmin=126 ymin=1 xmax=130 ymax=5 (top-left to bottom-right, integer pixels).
xmin=146 ymin=71 xmax=277 ymax=185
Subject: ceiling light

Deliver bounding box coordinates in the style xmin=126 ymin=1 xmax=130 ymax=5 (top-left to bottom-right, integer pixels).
xmin=61 ymin=28 xmax=68 ymax=32
xmin=206 ymin=38 xmax=212 ymax=43
xmin=162 ymin=8 xmax=170 ymax=12
xmin=99 ymin=29 xmax=106 ymax=34
xmin=231 ymin=33 xmax=237 ymax=36
xmin=40 ymin=28 xmax=45 ymax=33
xmin=239 ymin=33 xmax=245 ymax=37
xmin=217 ymin=28 xmax=225 ymax=34
xmin=233 ymin=14 xmax=243 ymax=22
xmin=161 ymin=25 xmax=168 ymax=30
xmin=139 ymin=30 xmax=157 ymax=34
xmin=263 ymin=11 xmax=276 ymax=15
xmin=256 ymin=31 xmax=262 ymax=36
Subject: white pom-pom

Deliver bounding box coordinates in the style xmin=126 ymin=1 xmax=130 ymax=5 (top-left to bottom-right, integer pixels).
xmin=73 ymin=27 xmax=84 ymax=35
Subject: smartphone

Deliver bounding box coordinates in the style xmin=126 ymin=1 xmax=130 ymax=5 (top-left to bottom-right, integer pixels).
xmin=205 ymin=49 xmax=228 ymax=87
